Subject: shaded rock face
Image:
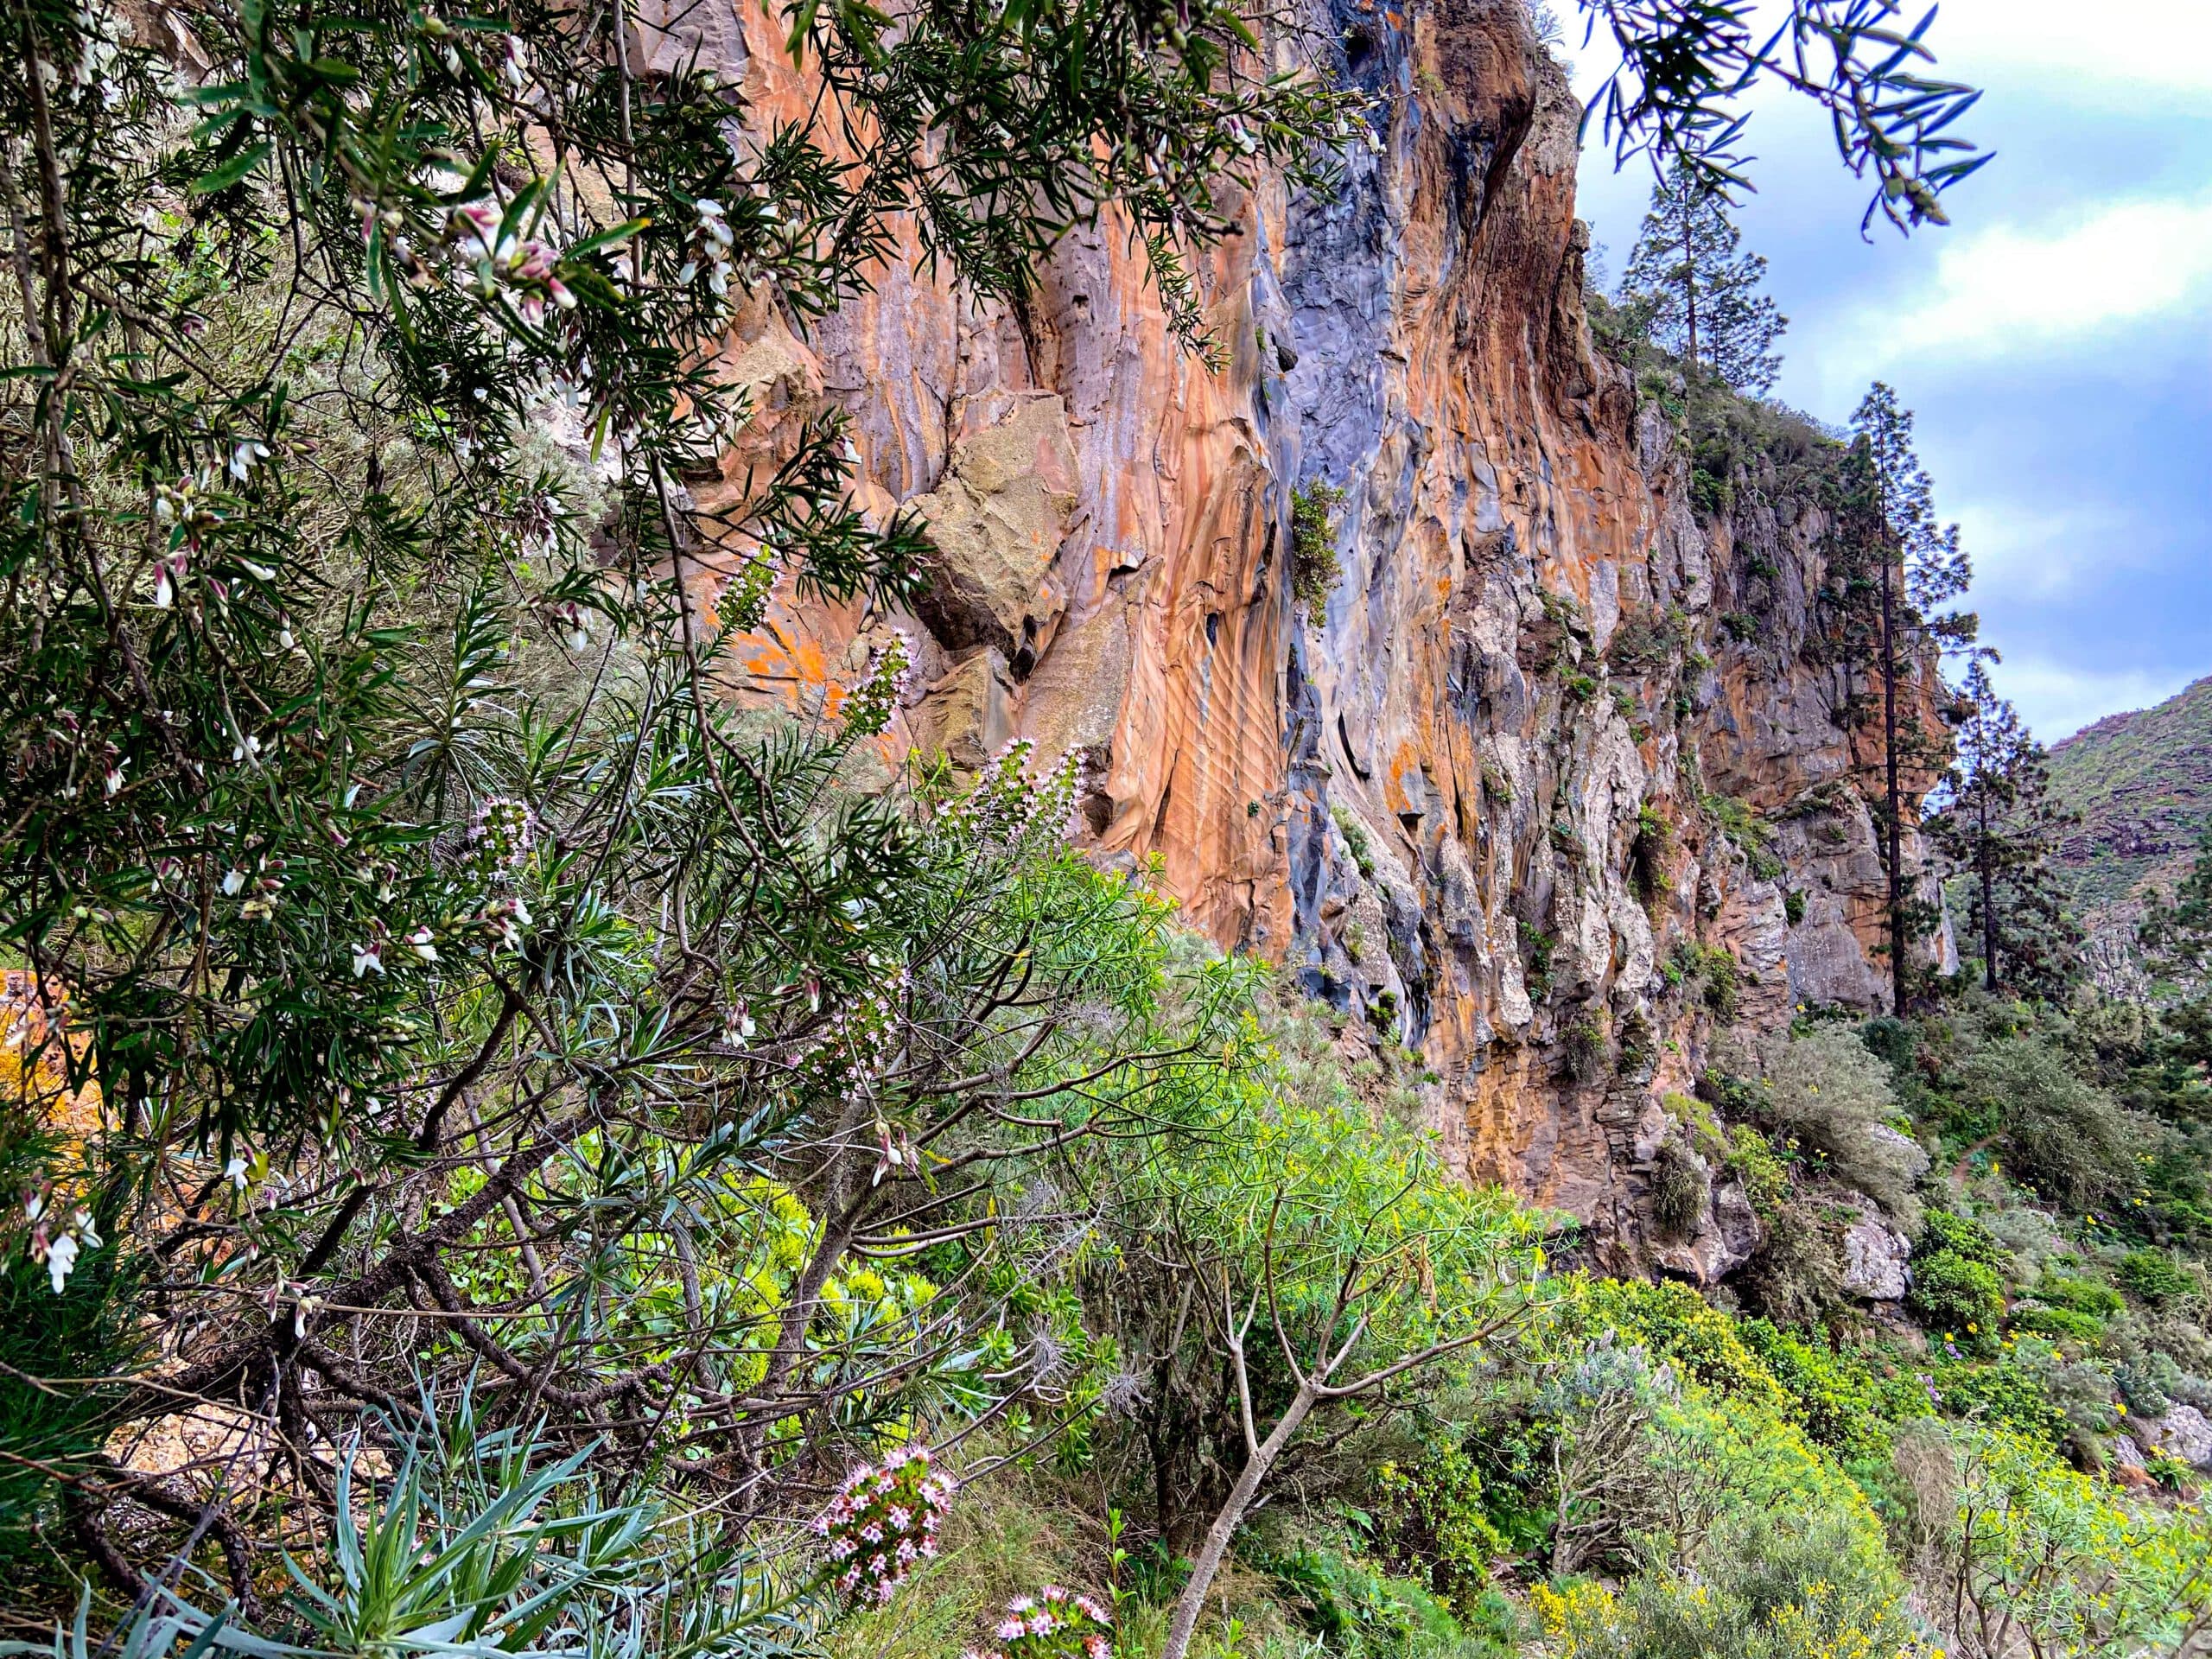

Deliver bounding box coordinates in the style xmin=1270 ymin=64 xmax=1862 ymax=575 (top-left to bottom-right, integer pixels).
xmin=1841 ymin=1203 xmax=1913 ymax=1301
xmin=683 ymin=0 xmax=1948 ymax=1261
xmin=2143 ymin=1405 xmax=2212 ymax=1471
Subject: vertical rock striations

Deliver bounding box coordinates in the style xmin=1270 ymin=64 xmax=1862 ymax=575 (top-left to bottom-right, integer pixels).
xmin=686 ymin=0 xmax=1953 ymax=1262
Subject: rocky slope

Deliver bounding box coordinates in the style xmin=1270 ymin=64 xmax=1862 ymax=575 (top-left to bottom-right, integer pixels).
xmin=672 ymin=0 xmax=1953 ymax=1270
xmin=2049 ymin=675 xmax=2212 ymax=938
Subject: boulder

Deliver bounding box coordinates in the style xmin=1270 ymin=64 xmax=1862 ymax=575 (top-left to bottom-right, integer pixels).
xmin=1842 ymin=1203 xmax=1912 ymax=1300
xmin=1653 ymin=1179 xmax=1760 ymax=1287
xmin=908 ymin=394 xmax=1079 ymax=670
xmin=2143 ymin=1404 xmax=2212 ymax=1470
xmin=910 ymin=647 xmax=1014 ymax=772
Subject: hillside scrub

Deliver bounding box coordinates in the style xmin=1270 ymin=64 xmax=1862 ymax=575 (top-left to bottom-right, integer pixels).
xmin=1744 ymin=1025 xmax=1929 ymax=1230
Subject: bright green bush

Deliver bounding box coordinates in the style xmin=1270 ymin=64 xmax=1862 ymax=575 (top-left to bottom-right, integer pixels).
xmin=1910 ymin=1252 xmax=2006 ymax=1352
xmin=1570 ymin=1279 xmax=1790 ymax=1412
xmin=2037 ymin=1272 xmax=2125 ymax=1316
xmin=2118 ymin=1249 xmax=2195 ymax=1306
xmin=1725 ymin=1126 xmax=1790 ymax=1219
xmin=2009 ymin=1305 xmax=2108 ymax=1344
xmin=1738 ymin=1321 xmax=1911 ymax=1458
xmin=1369 ymin=1446 xmax=1510 ymax=1612
xmin=1292 ymin=483 xmax=1351 ymax=623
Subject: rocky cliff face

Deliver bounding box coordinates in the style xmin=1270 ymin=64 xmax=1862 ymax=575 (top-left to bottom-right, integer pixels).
xmin=677 ymin=0 xmax=1951 ymax=1268
xmin=2047 ymin=674 xmax=2212 ymax=943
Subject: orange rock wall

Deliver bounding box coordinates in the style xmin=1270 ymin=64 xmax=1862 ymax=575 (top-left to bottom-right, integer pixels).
xmin=677 ymin=0 xmax=1952 ymax=1265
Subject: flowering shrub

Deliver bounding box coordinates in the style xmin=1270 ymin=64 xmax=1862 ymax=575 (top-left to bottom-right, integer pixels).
xmin=964 ymin=1586 xmax=1114 ymax=1659
xmin=813 ymin=1446 xmax=951 ymax=1605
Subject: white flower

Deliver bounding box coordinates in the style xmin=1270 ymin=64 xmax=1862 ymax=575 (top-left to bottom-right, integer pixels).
xmin=73 ymin=1211 xmax=100 ymax=1250
xmin=24 ymin=1193 xmax=45 ymax=1224
xmin=351 ymin=942 xmax=384 ymax=977
xmin=228 ymin=440 xmax=270 ymax=480
xmin=43 ymin=1231 xmax=79 ymax=1293
xmin=407 ymin=926 xmax=438 ymax=963
xmin=220 ymin=868 xmax=246 ymax=895
xmin=224 ymin=1156 xmax=250 ymax=1190
xmin=239 ymin=558 xmax=276 ymax=581
xmin=105 ymin=760 xmax=127 ymax=797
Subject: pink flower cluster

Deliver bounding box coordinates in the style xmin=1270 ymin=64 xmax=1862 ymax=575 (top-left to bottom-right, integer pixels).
xmin=962 ymin=1586 xmax=1114 ymax=1659
xmin=811 ymin=1445 xmax=950 ymax=1606
xmin=842 ymin=629 xmax=912 ymax=739
xmin=467 ymin=796 xmax=536 ymax=876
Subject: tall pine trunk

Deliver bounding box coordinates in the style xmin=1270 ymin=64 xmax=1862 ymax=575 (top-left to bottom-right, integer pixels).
xmin=1681 ymin=211 xmax=1699 ymax=374
xmin=1980 ymin=789 xmax=1999 ymax=993
xmin=1880 ymin=549 xmax=1906 ymax=1013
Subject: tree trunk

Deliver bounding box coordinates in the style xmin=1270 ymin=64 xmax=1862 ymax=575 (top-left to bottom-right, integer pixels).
xmin=1980 ymin=791 xmax=1999 ymax=993
xmin=1160 ymin=1382 xmax=1319 ymax=1659
xmin=1880 ymin=549 xmax=1907 ymax=1013
xmin=1681 ymin=212 xmax=1699 ymax=375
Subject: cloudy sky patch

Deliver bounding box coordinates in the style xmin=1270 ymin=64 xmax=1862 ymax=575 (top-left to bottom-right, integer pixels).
xmin=1561 ymin=0 xmax=2212 ymax=741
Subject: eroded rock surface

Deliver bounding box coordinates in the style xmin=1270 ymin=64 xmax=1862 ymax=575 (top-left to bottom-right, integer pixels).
xmin=681 ymin=0 xmax=1953 ymax=1263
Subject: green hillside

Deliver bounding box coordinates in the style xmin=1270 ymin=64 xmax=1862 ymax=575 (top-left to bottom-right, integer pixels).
xmin=2048 ymin=675 xmax=2212 ymax=928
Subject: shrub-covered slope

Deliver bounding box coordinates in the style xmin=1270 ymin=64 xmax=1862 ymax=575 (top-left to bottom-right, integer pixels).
xmin=2050 ymin=676 xmax=2212 ymax=931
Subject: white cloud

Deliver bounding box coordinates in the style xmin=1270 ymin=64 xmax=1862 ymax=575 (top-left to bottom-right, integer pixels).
xmin=1986 ymin=655 xmax=2201 ymax=745
xmin=1932 ymin=0 xmax=2212 ymax=100
xmin=1952 ymin=499 xmax=2141 ymax=600
xmin=1812 ymin=194 xmax=2212 ymax=372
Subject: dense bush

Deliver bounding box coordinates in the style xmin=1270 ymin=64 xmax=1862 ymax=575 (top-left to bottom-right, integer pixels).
xmin=1535 ymin=1508 xmax=1916 ymax=1659
xmin=2118 ymin=1249 xmax=2196 ymax=1307
xmin=1909 ymin=1211 xmax=2011 ymax=1352
xmin=1954 ymin=1037 xmax=2143 ymax=1208
xmin=1738 ymin=1198 xmax=1849 ymax=1330
xmin=1753 ymin=1027 xmax=1929 ymax=1227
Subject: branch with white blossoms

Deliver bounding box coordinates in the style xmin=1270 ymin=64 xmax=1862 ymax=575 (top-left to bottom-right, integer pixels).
xmin=22 ymin=1187 xmax=103 ymax=1294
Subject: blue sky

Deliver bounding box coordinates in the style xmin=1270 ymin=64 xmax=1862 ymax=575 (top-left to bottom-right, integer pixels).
xmin=1560 ymin=0 xmax=2212 ymax=741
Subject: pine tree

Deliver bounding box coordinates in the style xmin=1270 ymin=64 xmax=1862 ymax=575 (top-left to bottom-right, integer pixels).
xmin=1620 ymin=158 xmax=1788 ymax=394
xmin=1929 ymin=661 xmax=2079 ymax=998
xmin=1839 ymin=383 xmax=1976 ymax=1012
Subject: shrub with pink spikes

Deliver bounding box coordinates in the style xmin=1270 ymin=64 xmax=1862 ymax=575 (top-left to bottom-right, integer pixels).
xmin=812 ymin=1445 xmax=951 ymax=1607
xmin=960 ymin=1585 xmax=1114 ymax=1659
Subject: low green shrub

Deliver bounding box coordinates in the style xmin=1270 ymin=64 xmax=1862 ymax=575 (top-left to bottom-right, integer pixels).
xmin=1724 ymin=1126 xmax=1789 ymax=1220
xmin=2008 ymin=1305 xmax=2107 ymax=1344
xmin=1253 ymin=1540 xmax=1491 ymax=1659
xmin=2035 ymin=1271 xmax=2123 ymax=1316
xmin=2118 ymin=1249 xmax=2195 ymax=1306
xmin=1910 ymin=1250 xmax=2006 ymax=1353
xmin=1368 ymin=1446 xmax=1509 ymax=1611
xmin=1535 ymin=1509 xmax=1915 ymax=1659
xmin=1292 ymin=482 xmax=1351 ymax=623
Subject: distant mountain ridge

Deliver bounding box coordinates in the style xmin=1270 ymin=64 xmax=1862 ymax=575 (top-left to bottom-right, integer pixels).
xmin=2047 ymin=674 xmax=2212 ymax=932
